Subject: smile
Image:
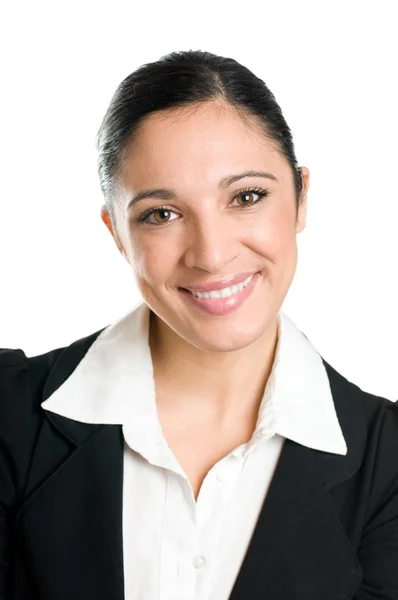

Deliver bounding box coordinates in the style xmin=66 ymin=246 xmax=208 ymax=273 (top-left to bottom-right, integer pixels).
xmin=189 ymin=273 xmax=255 ymax=299
xmin=178 ymin=272 xmax=260 ymax=316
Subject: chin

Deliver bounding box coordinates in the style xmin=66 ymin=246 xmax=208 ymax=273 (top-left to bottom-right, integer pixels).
xmin=178 ymin=312 xmax=275 ymax=353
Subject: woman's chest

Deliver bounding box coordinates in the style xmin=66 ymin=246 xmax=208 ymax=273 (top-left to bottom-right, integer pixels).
xmin=156 ymin=406 xmax=257 ymax=500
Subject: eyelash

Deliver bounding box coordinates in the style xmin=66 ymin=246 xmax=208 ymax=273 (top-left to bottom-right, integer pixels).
xmin=137 ymin=186 xmax=272 ymax=227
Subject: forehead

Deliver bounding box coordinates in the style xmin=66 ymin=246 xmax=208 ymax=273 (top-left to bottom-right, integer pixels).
xmin=118 ymin=101 xmax=288 ymax=191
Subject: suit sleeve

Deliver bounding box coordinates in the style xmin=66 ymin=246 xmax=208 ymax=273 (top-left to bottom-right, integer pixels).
xmin=356 ymin=400 xmax=398 ymax=598
xmin=0 ymin=348 xmax=38 ymax=599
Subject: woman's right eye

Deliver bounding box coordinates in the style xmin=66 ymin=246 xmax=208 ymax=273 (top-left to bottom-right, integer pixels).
xmin=139 ymin=207 xmax=179 ymax=226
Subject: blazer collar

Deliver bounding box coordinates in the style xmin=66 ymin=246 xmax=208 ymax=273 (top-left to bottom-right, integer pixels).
xmin=41 ymin=301 xmax=347 ymax=456
xmin=16 ymin=316 xmax=366 ymax=600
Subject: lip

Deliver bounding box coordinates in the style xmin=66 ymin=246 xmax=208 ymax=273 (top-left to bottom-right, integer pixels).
xmin=180 ymin=271 xmax=259 ymax=293
xmin=178 ymin=271 xmax=260 ymax=316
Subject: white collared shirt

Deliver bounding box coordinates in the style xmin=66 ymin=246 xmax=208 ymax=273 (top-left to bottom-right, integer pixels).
xmin=41 ymin=301 xmax=347 ymax=600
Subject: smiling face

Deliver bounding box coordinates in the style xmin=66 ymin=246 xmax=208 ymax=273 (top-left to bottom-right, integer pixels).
xmin=102 ymin=100 xmax=309 ymax=352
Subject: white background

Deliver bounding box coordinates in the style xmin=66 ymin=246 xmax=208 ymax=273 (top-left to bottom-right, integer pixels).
xmin=1 ymin=0 xmax=397 ymax=400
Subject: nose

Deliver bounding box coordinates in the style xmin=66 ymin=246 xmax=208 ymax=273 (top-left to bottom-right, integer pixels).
xmin=183 ymin=214 xmax=239 ymax=272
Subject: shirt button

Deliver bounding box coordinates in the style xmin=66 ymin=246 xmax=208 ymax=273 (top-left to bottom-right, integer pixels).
xmin=192 ymin=555 xmax=207 ymax=569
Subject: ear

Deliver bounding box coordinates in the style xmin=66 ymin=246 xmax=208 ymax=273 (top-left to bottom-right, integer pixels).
xmin=296 ymin=167 xmax=309 ymax=234
xmin=100 ymin=205 xmax=126 ymax=258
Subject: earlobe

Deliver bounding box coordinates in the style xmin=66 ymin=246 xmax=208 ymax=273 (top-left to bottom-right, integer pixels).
xmin=296 ymin=166 xmax=309 ymax=233
xmin=296 ymin=213 xmax=307 ymax=234
xmin=296 ymin=194 xmax=308 ymax=234
xmin=100 ymin=205 xmax=126 ymax=258
xmin=100 ymin=205 xmax=115 ymax=236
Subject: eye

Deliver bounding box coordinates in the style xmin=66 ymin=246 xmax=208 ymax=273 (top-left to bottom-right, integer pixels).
xmin=138 ymin=207 xmax=179 ymax=225
xmin=231 ymin=187 xmax=270 ymax=208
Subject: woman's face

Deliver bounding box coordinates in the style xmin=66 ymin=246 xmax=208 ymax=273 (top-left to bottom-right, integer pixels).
xmin=102 ymin=101 xmax=309 ymax=352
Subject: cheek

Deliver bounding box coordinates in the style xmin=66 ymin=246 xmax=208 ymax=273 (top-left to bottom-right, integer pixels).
xmin=129 ymin=235 xmax=180 ymax=284
xmin=249 ymin=208 xmax=297 ymax=259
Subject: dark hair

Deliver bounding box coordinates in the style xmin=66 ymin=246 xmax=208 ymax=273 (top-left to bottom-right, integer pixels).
xmin=96 ymin=49 xmax=303 ymax=230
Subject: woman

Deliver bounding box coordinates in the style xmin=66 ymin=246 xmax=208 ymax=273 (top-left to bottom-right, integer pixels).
xmin=1 ymin=49 xmax=397 ymax=600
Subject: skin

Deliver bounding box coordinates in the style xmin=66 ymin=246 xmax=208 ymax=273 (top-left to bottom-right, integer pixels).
xmin=101 ymin=100 xmax=309 ymax=434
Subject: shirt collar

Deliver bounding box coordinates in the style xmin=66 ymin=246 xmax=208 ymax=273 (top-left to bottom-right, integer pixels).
xmin=41 ymin=301 xmax=347 ymax=456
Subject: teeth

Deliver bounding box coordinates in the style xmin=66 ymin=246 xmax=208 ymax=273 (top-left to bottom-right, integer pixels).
xmin=190 ymin=274 xmax=255 ymax=299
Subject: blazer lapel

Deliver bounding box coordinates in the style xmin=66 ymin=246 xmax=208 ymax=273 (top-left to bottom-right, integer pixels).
xmin=229 ymin=438 xmax=362 ymax=600
xmin=16 ymin=329 xmax=126 ymax=600
xmin=229 ymin=359 xmax=366 ymax=600
xmin=16 ymin=416 xmax=125 ymax=600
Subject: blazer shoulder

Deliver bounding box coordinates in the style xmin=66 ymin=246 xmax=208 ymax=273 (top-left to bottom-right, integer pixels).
xmin=0 ymin=345 xmax=65 ymax=413
xmin=322 ymin=355 xmax=396 ymax=417
xmin=0 ymin=326 xmax=107 ymax=410
xmin=0 ymin=328 xmax=106 ymax=504
xmin=0 ymin=346 xmax=67 ymax=505
xmin=0 ymin=346 xmax=28 ymax=367
xmin=322 ymin=356 xmax=398 ymax=462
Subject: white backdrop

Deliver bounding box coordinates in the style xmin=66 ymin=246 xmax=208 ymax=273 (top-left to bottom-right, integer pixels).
xmin=1 ymin=0 xmax=397 ymax=400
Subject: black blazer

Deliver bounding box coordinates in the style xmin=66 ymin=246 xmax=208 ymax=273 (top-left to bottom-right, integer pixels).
xmin=1 ymin=326 xmax=398 ymax=600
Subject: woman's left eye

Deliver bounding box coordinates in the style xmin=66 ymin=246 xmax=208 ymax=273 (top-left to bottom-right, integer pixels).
xmin=231 ymin=188 xmax=270 ymax=208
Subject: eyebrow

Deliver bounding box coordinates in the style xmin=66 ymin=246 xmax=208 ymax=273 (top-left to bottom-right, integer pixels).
xmin=125 ymin=170 xmax=279 ymax=212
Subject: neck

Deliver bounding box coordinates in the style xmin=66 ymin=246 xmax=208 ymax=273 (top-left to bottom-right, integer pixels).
xmin=148 ymin=310 xmax=279 ymax=426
